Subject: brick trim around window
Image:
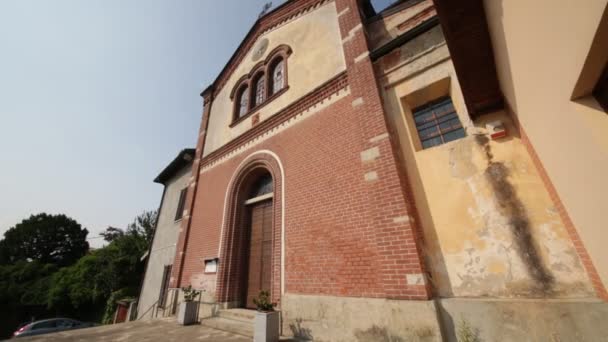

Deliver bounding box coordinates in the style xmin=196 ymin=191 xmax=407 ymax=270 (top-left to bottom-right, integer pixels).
xmin=230 ymin=45 xmax=293 ymax=127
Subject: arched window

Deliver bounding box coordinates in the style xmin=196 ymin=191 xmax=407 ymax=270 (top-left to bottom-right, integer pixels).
xmin=229 ymin=45 xmax=291 ymax=126
xmin=237 ymin=85 xmax=249 ymax=118
xmin=249 ymin=172 xmax=273 ymax=199
xmin=270 ymin=59 xmax=285 ymax=95
xmin=253 ymin=74 xmax=265 ymax=107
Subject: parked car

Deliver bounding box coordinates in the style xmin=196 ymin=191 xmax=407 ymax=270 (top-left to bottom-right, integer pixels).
xmin=12 ymin=318 xmax=96 ymax=338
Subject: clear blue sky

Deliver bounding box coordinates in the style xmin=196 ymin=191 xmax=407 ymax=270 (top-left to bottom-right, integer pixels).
xmin=0 ymin=0 xmax=395 ymax=248
xmin=0 ymin=0 xmax=287 ymax=247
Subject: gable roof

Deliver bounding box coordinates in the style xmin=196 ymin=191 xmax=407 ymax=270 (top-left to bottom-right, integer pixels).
xmin=200 ymin=0 xmax=331 ymax=99
xmin=154 ymin=148 xmax=195 ymax=184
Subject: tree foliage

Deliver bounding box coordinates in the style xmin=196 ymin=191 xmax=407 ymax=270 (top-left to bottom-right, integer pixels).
xmin=101 ymin=210 xmax=156 ymax=245
xmin=0 ymin=213 xmax=89 ymax=267
xmin=0 ymin=211 xmax=156 ymax=338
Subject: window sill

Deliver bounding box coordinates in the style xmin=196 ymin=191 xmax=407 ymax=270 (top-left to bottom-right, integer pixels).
xmin=229 ymin=86 xmax=289 ymax=128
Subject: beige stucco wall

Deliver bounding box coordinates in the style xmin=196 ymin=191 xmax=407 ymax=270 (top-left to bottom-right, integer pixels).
xmin=376 ymin=24 xmax=593 ymax=298
xmin=137 ymin=165 xmax=191 ymax=320
xmin=203 ymin=1 xmax=346 ymax=157
xmin=483 ymin=0 xmax=608 ymax=288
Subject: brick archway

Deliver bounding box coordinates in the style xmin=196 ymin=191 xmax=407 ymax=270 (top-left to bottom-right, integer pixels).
xmin=216 ymin=150 xmax=284 ymax=308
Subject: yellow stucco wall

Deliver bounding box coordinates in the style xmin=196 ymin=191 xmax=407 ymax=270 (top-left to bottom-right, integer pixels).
xmin=483 ymin=0 xmax=608 ymax=288
xmin=203 ymin=1 xmax=346 ymax=157
xmin=376 ymin=22 xmax=593 ymax=297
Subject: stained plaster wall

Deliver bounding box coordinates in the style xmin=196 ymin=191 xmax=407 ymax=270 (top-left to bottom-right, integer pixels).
xmin=202 ymin=1 xmax=346 ymax=157
xmin=482 ymin=0 xmax=608 ymax=290
xmin=375 ymin=25 xmax=594 ymax=298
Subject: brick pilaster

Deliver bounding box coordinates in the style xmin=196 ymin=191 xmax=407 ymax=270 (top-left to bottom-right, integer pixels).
xmin=335 ymin=0 xmax=431 ymax=299
xmin=170 ymin=89 xmax=214 ymax=289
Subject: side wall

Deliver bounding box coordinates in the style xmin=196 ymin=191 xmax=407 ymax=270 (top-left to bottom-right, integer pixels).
xmin=137 ymin=166 xmax=191 ymax=320
xmin=375 ymin=22 xmax=593 ymax=297
xmin=483 ymin=0 xmax=608 ymax=292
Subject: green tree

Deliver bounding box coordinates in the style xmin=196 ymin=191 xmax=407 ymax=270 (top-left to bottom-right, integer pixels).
xmin=101 ymin=210 xmax=157 ymax=245
xmin=0 ymin=210 xmax=157 ymax=338
xmin=126 ymin=210 xmax=157 ymax=245
xmin=0 ymin=213 xmax=89 ymax=267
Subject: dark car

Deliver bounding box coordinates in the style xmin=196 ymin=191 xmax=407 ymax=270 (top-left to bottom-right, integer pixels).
xmin=12 ymin=318 xmax=95 ymax=338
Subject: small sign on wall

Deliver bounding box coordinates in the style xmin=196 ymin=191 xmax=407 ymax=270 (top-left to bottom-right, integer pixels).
xmin=204 ymin=258 xmax=218 ymax=274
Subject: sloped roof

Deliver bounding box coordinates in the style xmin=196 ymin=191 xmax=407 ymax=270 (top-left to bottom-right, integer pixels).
xmin=154 ymin=148 xmax=195 ymax=184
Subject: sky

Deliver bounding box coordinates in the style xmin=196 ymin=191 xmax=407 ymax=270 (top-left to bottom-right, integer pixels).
xmin=0 ymin=0 xmax=289 ymax=248
xmin=0 ymin=0 xmax=395 ymax=248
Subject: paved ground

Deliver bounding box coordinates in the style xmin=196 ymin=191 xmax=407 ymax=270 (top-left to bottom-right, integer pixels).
xmin=14 ymin=318 xmax=251 ymax=342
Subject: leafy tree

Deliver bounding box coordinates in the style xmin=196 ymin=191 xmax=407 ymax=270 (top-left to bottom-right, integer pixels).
xmin=99 ymin=226 xmax=124 ymax=243
xmin=0 ymin=210 xmax=156 ymax=338
xmin=126 ymin=210 xmax=157 ymax=245
xmin=101 ymin=210 xmax=157 ymax=245
xmin=0 ymin=213 xmax=89 ymax=266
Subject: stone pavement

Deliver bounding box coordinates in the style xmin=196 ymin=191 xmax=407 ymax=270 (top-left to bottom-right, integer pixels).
xmin=15 ymin=317 xmax=251 ymax=342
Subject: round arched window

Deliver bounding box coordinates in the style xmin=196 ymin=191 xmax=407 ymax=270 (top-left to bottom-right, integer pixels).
xmin=253 ymin=74 xmax=265 ymax=107
xmin=270 ymin=59 xmax=285 ymax=95
xmin=237 ymin=85 xmax=249 ymax=118
xmin=249 ymin=173 xmax=273 ymax=199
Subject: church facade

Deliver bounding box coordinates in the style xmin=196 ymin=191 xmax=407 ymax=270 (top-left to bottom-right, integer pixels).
xmin=144 ymin=0 xmax=608 ymax=340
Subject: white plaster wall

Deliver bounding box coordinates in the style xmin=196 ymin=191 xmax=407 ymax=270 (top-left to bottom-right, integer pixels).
xmin=203 ymin=1 xmax=346 ymax=157
xmin=137 ymin=166 xmax=191 ymax=320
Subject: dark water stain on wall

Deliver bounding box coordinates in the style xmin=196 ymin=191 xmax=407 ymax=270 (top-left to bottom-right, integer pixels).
xmin=474 ymin=135 xmax=555 ymax=295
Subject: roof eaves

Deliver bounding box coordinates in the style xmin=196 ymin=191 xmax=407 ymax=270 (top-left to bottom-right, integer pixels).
xmin=153 ymin=148 xmax=196 ymax=184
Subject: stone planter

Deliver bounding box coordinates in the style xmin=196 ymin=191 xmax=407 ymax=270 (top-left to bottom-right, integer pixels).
xmin=254 ymin=311 xmax=280 ymax=342
xmin=177 ymin=301 xmax=198 ymax=325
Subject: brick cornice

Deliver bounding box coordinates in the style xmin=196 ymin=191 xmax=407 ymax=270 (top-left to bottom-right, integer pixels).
xmin=206 ymin=0 xmax=331 ymax=99
xmin=201 ymin=71 xmax=348 ymax=168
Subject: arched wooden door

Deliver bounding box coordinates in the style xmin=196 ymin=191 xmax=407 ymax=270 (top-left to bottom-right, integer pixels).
xmin=242 ymin=173 xmax=274 ymax=309
xmin=245 ymin=199 xmax=273 ymax=308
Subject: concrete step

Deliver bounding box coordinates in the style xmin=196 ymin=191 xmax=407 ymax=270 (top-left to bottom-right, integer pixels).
xmin=200 ymin=316 xmax=254 ymax=337
xmin=218 ymin=308 xmax=256 ymax=322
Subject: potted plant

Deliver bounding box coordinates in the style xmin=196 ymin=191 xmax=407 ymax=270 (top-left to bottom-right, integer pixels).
xmin=253 ymin=290 xmax=279 ymax=342
xmin=177 ymin=285 xmax=200 ymax=325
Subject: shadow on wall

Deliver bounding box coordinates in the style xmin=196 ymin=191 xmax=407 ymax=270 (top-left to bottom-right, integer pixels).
xmin=288 ymin=318 xmax=314 ymax=341
xmin=483 ymin=0 xmax=518 ymax=114
xmin=354 ymin=325 xmax=405 ymax=342
xmin=380 ymin=76 xmax=454 ymax=298
xmin=436 ymin=301 xmax=482 ymax=342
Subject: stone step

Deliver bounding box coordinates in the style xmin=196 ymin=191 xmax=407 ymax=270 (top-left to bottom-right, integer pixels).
xmin=200 ymin=317 xmax=254 ymax=337
xmin=218 ymin=308 xmax=256 ymax=322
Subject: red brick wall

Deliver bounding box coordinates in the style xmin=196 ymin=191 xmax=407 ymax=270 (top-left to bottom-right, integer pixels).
xmin=172 ymin=0 xmax=431 ymax=302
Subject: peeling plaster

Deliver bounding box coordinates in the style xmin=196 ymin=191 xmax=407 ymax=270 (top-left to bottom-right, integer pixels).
xmin=433 ymin=132 xmax=593 ymax=298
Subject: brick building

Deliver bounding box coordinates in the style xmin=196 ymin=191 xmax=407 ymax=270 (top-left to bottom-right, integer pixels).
xmin=145 ymin=0 xmax=608 ymax=340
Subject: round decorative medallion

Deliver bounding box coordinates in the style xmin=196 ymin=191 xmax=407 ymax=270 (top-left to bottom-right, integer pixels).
xmin=252 ymin=38 xmax=269 ymax=62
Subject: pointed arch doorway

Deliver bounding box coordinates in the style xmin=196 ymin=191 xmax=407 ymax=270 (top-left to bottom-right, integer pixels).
xmin=242 ymin=173 xmax=274 ymax=308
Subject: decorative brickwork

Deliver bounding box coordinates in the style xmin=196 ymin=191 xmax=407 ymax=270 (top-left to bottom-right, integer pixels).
xmin=209 ymin=0 xmax=331 ymax=98
xmin=215 ymin=152 xmax=283 ymax=305
xmin=201 ymin=72 xmax=348 ymax=169
xmin=173 ymin=0 xmax=433 ymax=303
